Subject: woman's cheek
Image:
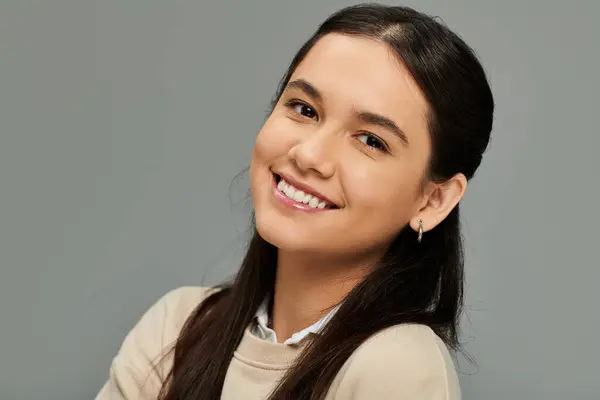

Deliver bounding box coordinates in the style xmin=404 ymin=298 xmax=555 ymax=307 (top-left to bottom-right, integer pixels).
xmin=255 ymin=118 xmax=298 ymax=160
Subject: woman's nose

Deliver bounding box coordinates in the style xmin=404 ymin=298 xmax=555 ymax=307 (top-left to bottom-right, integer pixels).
xmin=287 ymin=130 xmax=337 ymax=178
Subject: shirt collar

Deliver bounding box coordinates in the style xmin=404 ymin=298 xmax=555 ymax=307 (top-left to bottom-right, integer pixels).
xmin=253 ymin=296 xmax=340 ymax=346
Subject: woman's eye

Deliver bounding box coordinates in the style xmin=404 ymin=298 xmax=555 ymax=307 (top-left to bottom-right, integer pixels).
xmin=357 ymin=133 xmax=387 ymax=152
xmin=288 ymin=101 xmax=318 ymax=120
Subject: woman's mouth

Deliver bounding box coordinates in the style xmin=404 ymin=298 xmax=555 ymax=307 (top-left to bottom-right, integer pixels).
xmin=272 ymin=174 xmax=339 ymax=212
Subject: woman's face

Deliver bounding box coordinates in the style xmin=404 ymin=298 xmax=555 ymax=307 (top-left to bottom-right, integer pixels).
xmin=250 ymin=33 xmax=432 ymax=259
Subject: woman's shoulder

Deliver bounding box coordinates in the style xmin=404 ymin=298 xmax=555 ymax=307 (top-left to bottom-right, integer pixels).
xmin=359 ymin=323 xmax=456 ymax=361
xmin=95 ymin=286 xmax=219 ymax=399
xmin=148 ymin=286 xmax=220 ymax=339
xmin=119 ymin=285 xmax=219 ymax=361
xmin=157 ymin=286 xmax=217 ymax=320
xmin=334 ymin=324 xmax=461 ymax=399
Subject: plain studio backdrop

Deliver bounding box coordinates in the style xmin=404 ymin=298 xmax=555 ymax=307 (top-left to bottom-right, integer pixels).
xmin=1 ymin=0 xmax=598 ymax=399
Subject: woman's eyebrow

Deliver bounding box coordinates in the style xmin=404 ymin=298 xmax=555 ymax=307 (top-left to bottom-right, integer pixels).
xmin=355 ymin=110 xmax=409 ymax=147
xmin=285 ymin=79 xmax=324 ymax=104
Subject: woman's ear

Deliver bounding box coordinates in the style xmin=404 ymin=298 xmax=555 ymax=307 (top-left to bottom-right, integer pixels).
xmin=410 ymin=173 xmax=467 ymax=233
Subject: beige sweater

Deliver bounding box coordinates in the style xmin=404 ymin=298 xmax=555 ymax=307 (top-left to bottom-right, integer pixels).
xmin=96 ymin=286 xmax=461 ymax=399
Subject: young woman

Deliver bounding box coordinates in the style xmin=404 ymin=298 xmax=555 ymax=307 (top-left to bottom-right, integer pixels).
xmin=97 ymin=3 xmax=494 ymax=399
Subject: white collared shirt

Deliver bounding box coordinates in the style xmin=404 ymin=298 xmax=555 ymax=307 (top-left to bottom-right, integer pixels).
xmin=251 ymin=297 xmax=340 ymax=345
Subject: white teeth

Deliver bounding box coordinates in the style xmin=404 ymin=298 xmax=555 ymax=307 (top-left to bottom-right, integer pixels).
xmin=277 ymin=178 xmax=331 ymax=209
xmin=293 ymin=190 xmax=305 ymax=202
xmin=284 ymin=186 xmax=295 ymax=197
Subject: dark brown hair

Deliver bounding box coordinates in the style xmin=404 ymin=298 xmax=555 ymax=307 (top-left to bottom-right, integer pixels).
xmin=160 ymin=3 xmax=493 ymax=399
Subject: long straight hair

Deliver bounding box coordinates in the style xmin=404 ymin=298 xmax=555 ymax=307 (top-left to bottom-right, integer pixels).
xmin=160 ymin=3 xmax=494 ymax=399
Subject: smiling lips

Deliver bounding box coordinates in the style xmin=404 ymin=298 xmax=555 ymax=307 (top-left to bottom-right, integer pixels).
xmin=273 ymin=174 xmax=338 ymax=212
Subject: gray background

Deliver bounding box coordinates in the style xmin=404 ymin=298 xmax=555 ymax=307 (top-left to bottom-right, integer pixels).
xmin=1 ymin=0 xmax=598 ymax=399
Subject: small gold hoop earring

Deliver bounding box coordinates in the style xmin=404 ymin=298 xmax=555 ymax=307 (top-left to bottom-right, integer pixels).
xmin=417 ymin=219 xmax=424 ymax=243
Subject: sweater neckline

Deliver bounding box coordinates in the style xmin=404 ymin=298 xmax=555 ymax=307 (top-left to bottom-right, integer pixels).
xmin=234 ymin=326 xmax=309 ymax=370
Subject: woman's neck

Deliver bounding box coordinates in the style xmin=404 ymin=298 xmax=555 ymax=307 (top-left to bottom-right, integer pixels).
xmin=269 ymin=250 xmax=373 ymax=343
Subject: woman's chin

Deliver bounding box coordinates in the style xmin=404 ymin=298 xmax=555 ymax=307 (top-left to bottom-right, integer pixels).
xmin=257 ymin=224 xmax=313 ymax=252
